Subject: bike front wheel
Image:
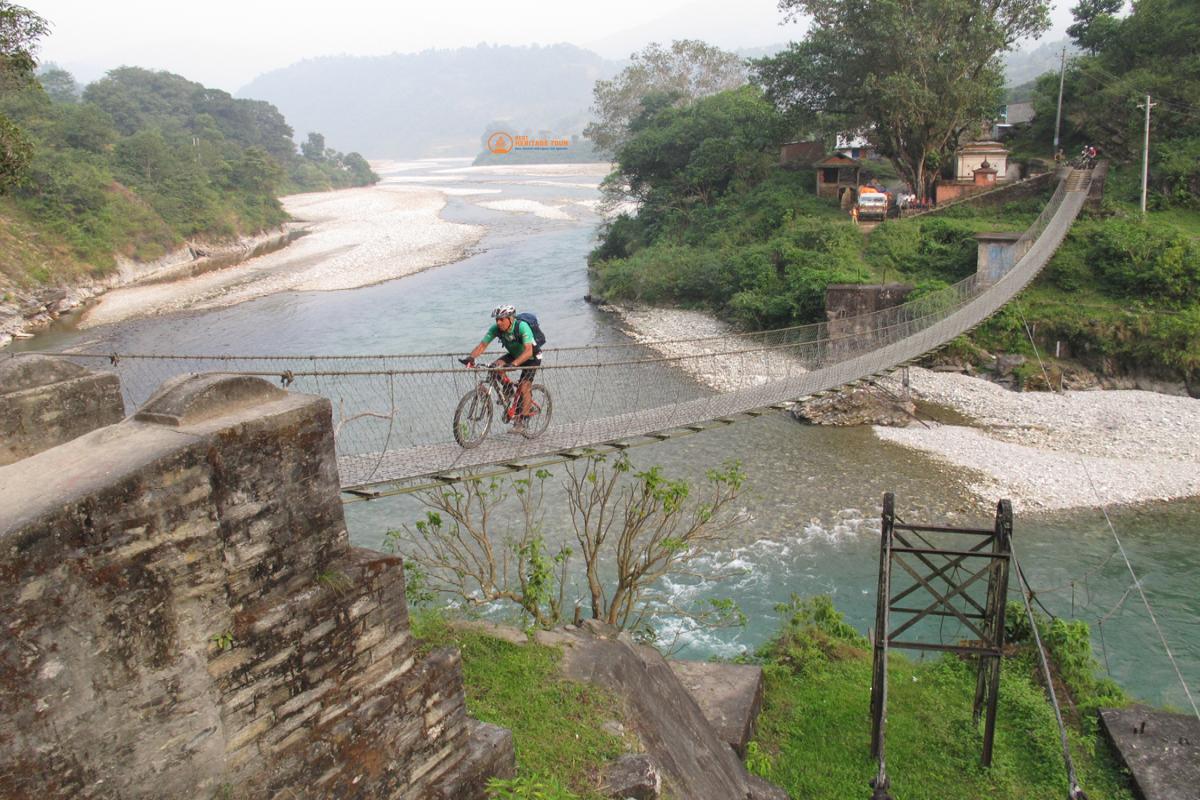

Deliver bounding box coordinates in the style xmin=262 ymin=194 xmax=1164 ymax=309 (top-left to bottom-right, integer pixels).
xmin=520 ymin=384 xmax=553 ymax=439
xmin=453 ymin=386 xmax=493 ymax=448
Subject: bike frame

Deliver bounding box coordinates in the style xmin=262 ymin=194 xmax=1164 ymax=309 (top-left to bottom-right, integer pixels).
xmin=475 ymin=365 xmax=536 ymax=424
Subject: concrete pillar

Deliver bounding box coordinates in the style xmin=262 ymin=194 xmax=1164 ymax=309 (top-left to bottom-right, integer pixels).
xmin=0 ymin=373 xmax=513 ymax=799
xmin=0 ymin=354 xmax=124 ymax=465
xmin=974 ymin=232 xmax=1027 ymax=286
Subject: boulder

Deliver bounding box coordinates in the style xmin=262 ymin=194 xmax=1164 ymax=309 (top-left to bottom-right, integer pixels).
xmin=792 ymin=385 xmax=915 ymax=427
xmin=552 ymin=626 xmax=788 ymax=800
xmin=668 ymin=660 xmax=764 ymax=757
xmin=602 ymin=754 xmax=661 ymax=800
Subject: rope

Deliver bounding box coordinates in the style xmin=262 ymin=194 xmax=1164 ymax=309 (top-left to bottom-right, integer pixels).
xmin=1080 ymin=458 xmax=1200 ymax=721
xmin=1012 ymin=545 xmax=1089 ymax=800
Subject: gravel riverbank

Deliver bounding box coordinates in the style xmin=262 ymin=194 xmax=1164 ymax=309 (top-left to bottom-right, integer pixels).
xmin=608 ymin=305 xmax=1200 ymax=512
xmin=606 ymin=305 xmax=807 ymax=392
xmin=79 ymin=184 xmax=482 ymax=328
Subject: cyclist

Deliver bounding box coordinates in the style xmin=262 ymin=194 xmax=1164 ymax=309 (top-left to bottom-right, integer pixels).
xmin=463 ymin=305 xmax=541 ymax=432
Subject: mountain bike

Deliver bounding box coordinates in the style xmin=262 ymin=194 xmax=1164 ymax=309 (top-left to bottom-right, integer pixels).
xmin=453 ymin=359 xmax=553 ymax=448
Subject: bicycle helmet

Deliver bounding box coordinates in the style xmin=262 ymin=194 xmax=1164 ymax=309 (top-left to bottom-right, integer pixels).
xmin=492 ymin=304 xmax=516 ymax=319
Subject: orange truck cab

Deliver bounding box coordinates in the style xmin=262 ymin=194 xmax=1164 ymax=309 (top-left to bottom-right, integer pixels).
xmin=855 ymin=187 xmax=890 ymax=221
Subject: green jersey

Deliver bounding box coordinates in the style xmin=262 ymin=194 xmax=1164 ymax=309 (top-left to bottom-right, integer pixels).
xmin=482 ymin=319 xmax=535 ymax=358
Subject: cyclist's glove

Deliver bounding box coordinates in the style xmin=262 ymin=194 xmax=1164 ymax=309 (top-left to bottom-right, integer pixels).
xmin=459 ymin=357 xmax=475 ymax=368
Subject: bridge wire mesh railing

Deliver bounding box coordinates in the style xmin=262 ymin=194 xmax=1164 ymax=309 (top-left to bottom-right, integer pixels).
xmin=6 ymin=172 xmax=1088 ymax=488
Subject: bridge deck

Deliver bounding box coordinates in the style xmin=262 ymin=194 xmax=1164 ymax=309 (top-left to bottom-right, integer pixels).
xmin=338 ymin=178 xmax=1089 ymax=491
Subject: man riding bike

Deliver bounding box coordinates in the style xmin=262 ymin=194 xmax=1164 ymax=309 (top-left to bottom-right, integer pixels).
xmin=464 ymin=305 xmax=541 ymax=432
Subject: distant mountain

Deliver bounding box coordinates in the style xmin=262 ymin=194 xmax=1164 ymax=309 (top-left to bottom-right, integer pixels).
xmin=237 ymin=44 xmax=621 ymax=159
xmin=1004 ymin=38 xmax=1078 ymax=87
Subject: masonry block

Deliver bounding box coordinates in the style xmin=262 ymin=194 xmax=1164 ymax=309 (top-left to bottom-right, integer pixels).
xmin=0 ymin=373 xmax=512 ymax=798
xmin=0 ymin=354 xmax=124 ymax=465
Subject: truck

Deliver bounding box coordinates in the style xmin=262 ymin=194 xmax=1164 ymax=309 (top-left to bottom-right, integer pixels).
xmin=854 ymin=187 xmax=890 ymax=222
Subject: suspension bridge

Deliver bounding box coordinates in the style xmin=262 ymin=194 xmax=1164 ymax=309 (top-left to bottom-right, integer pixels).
xmin=12 ymin=169 xmax=1093 ymax=498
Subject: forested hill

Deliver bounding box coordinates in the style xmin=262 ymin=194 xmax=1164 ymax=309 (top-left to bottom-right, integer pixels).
xmin=238 ymin=44 xmax=621 ymax=158
xmin=0 ymin=64 xmax=375 ymax=294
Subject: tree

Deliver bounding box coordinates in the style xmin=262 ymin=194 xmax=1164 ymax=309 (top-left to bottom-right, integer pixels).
xmin=389 ymin=453 xmax=748 ymax=637
xmin=1023 ymin=0 xmax=1199 ymax=178
xmin=0 ymin=1 xmax=48 ymax=190
xmin=36 ymin=63 xmax=78 ymax=103
xmin=614 ymin=86 xmax=789 ymax=211
xmin=1066 ymin=0 xmax=1125 ymax=54
xmin=229 ymin=145 xmax=283 ymax=194
xmin=301 ymin=131 xmax=325 ymax=161
xmin=584 ymin=40 xmax=748 ymax=155
xmin=340 ymin=151 xmax=377 ymax=184
xmin=755 ymin=0 xmax=1050 ymax=201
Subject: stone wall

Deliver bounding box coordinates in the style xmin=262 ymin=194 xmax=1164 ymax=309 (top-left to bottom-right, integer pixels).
xmin=826 ymin=283 xmax=914 ymax=342
xmin=931 ymin=171 xmax=1054 ymax=210
xmin=0 ymin=354 xmax=125 ymax=465
xmin=0 ymin=373 xmax=512 ymax=799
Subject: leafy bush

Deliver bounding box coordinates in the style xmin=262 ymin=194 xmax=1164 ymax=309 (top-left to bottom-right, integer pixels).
xmin=1153 ymin=136 xmax=1200 ymax=208
xmin=1041 ymin=617 xmax=1128 ymax=716
xmin=758 ymin=594 xmax=867 ymax=675
xmin=1089 ymin=218 xmax=1200 ymax=303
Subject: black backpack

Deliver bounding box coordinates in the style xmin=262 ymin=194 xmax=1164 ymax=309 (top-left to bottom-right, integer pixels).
xmin=515 ymin=312 xmax=547 ymax=351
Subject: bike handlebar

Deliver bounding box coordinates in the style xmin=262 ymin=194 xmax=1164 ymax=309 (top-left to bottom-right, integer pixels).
xmin=460 ymin=358 xmax=515 ymax=381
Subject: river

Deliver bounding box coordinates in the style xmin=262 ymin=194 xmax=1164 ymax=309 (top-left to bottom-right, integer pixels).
xmin=11 ymin=159 xmax=1198 ymax=709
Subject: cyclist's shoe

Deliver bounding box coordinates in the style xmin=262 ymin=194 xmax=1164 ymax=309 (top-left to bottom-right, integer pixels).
xmin=508 ymin=419 xmax=526 ymax=434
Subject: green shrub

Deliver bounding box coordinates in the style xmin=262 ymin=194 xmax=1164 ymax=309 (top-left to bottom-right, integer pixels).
xmin=1041 ymin=618 xmax=1128 ymax=716
xmin=757 ymin=594 xmax=867 ymax=675
xmin=1089 ymin=218 xmax=1200 ymax=303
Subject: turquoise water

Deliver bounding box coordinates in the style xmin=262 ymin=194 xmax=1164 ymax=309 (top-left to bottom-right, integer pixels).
xmin=17 ymin=161 xmax=1199 ymax=710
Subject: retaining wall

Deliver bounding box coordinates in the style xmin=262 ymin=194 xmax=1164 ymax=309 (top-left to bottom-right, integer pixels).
xmin=0 ymin=373 xmax=512 ymax=799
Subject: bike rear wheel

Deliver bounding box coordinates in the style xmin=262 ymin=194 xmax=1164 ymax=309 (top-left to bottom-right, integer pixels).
xmin=453 ymin=386 xmax=493 ymax=448
xmin=520 ymin=384 xmax=553 ymax=439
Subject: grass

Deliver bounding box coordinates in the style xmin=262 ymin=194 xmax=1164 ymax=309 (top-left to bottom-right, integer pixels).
xmin=413 ymin=597 xmax=1136 ymax=800
xmin=1150 ymin=207 xmax=1200 ymax=239
xmin=411 ymin=613 xmax=629 ymax=799
xmin=750 ymin=653 xmax=1135 ymax=799
xmin=746 ymin=598 xmax=1136 ymax=799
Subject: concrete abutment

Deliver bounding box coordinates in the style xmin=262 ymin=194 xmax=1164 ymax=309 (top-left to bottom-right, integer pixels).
xmin=0 ymin=372 xmax=513 ymax=798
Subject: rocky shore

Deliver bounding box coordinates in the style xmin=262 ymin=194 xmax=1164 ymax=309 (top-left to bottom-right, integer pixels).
xmin=606 ymin=304 xmax=1200 ymax=512
xmin=0 ymin=225 xmax=297 ymax=347
xmin=874 ymin=367 xmax=1200 ymax=511
xmin=76 ymin=185 xmax=482 ymax=329
xmin=1 ymin=168 xmax=486 ymax=342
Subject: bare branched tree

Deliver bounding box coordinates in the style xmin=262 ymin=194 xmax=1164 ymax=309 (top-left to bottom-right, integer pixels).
xmin=388 ymin=452 xmax=748 ymax=637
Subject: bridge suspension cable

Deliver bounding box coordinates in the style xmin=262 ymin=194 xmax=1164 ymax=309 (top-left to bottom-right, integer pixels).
xmin=10 ymin=170 xmax=1092 ymax=494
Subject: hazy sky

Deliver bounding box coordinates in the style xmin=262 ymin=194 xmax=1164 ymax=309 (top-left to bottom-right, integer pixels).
xmin=32 ymin=0 xmax=1079 ymax=93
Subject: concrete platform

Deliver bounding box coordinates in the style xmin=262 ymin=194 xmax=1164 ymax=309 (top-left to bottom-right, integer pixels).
xmin=668 ymin=660 xmax=765 ymax=757
xmin=1099 ymin=705 xmax=1200 ymax=799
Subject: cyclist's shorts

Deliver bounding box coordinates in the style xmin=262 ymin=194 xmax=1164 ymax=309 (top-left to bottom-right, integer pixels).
xmin=496 ymin=353 xmax=541 ymax=384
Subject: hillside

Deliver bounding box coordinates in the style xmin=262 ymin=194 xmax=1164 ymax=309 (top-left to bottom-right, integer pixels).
xmin=0 ymin=65 xmax=376 ymax=333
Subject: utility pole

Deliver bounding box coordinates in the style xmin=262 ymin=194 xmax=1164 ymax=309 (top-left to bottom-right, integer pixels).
xmin=1138 ymin=94 xmax=1156 ymax=216
xmin=1053 ymin=47 xmax=1066 ymax=155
